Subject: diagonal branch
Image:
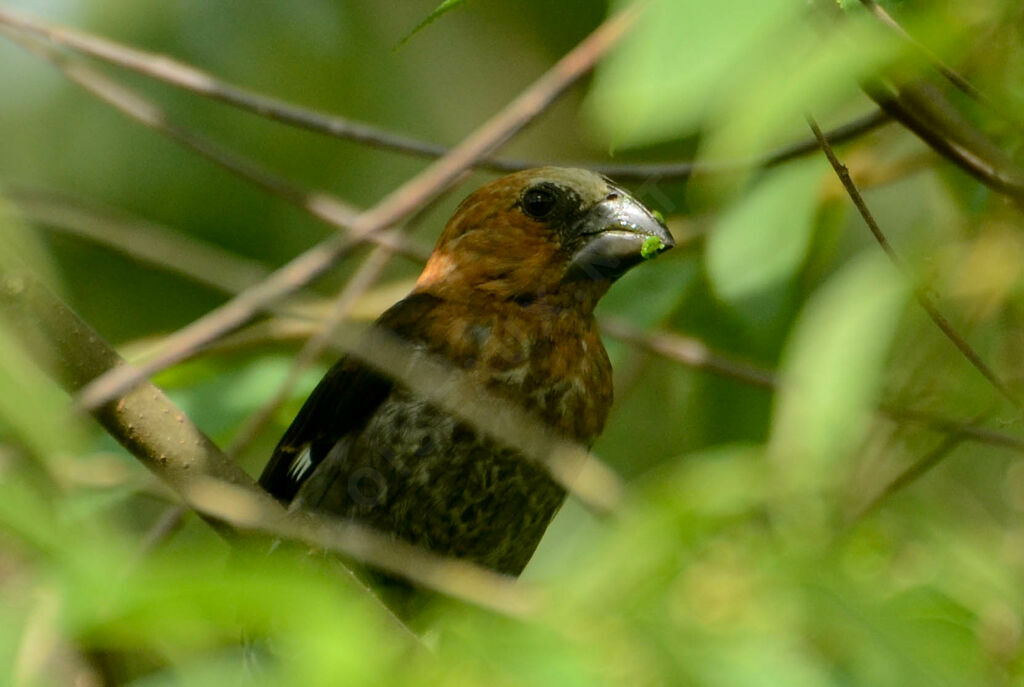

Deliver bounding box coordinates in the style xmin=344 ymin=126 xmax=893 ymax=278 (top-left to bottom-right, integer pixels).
xmin=0 ymin=6 xmax=480 ymax=166
xmin=808 ymin=0 xmax=1024 ymax=205
xmin=604 ymin=315 xmax=1024 ymax=453
xmin=850 ymin=425 xmax=970 ymax=522
xmin=808 ymin=115 xmax=1019 ymax=408
xmin=68 ymin=4 xmax=638 ymax=411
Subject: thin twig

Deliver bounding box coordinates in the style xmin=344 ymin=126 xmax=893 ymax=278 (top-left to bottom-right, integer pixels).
xmin=70 ymin=4 xmax=638 ymax=411
xmin=813 ymin=0 xmax=1024 ymax=204
xmin=878 ymin=405 xmax=1024 ymax=451
xmin=593 ymin=110 xmax=892 ymax=180
xmin=136 ymin=505 xmax=187 ymax=557
xmin=856 ymin=0 xmax=1008 ymax=119
xmin=7 ymin=188 xmax=274 ymax=294
xmin=225 ymin=190 xmax=459 ymax=459
xmin=0 ymin=5 xmax=890 ymax=181
xmin=850 ymin=428 xmax=967 ymax=522
xmin=599 ymin=317 xmax=776 ymax=389
xmin=807 ymin=114 xmax=1019 ymax=408
xmin=0 ymin=7 xmax=484 ymax=166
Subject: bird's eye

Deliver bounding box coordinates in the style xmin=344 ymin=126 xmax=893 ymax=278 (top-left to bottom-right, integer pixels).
xmin=521 ymin=186 xmax=557 ymax=219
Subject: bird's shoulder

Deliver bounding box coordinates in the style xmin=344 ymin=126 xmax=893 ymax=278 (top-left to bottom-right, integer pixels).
xmin=257 ymin=292 xmax=442 ymax=503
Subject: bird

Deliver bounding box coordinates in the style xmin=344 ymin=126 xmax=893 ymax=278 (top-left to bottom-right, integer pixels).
xmin=258 ymin=167 xmax=673 ymax=580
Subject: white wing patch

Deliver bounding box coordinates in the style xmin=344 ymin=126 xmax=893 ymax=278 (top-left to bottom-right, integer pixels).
xmin=287 ymin=445 xmax=314 ymax=483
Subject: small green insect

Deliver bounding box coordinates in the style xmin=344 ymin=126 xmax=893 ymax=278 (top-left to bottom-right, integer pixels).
xmin=641 ymin=235 xmax=666 ymax=260
xmin=651 ymin=209 xmax=665 ymax=225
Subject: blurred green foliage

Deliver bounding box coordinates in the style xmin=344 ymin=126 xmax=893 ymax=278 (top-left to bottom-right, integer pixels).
xmin=2 ymin=0 xmax=1024 ymax=684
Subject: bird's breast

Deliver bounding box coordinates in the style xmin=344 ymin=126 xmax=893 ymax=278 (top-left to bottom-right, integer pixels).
xmin=454 ymin=308 xmax=614 ymax=444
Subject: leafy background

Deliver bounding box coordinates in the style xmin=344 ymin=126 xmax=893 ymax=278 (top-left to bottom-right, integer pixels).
xmin=2 ymin=0 xmax=1024 ymax=684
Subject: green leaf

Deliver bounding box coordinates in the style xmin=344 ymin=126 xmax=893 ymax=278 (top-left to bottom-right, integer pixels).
xmin=585 ymin=0 xmax=907 ymax=157
xmin=769 ymin=251 xmax=908 ymax=490
xmin=396 ymin=0 xmax=469 ymax=49
xmin=706 ymin=159 xmax=825 ymax=302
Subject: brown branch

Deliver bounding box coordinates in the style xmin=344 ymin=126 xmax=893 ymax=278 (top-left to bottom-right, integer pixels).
xmin=601 ymin=317 xmax=1024 ymax=455
xmin=0 ymin=5 xmax=890 ymax=181
xmin=808 ymin=0 xmax=1024 ymax=205
xmin=808 ymin=115 xmax=1020 ymax=408
xmin=592 ymin=109 xmax=892 ymax=180
xmin=0 ymin=269 xmax=532 ymax=616
xmin=0 ymin=7 xmax=485 ymax=166
xmin=877 ymin=405 xmax=1024 ymax=451
xmin=0 ymin=274 xmax=254 ymax=495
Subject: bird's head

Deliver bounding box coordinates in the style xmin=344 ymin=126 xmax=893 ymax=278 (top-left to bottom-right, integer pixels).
xmin=414 ymin=167 xmax=674 ymax=311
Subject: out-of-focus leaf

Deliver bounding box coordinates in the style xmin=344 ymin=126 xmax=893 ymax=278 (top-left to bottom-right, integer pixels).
xmin=156 ymin=356 xmax=322 ymax=441
xmin=586 ymin=0 xmax=797 ymax=148
xmin=0 ymin=195 xmax=62 ymax=286
xmin=586 ymin=0 xmax=908 ymax=159
xmin=0 ymin=195 xmax=81 ymax=459
xmin=0 ymin=477 xmax=63 ymax=556
xmin=645 ymin=444 xmax=768 ymax=520
xmin=706 ymin=159 xmax=825 ymax=302
xmin=769 ymin=251 xmax=908 ymax=491
xmin=0 ymin=318 xmax=83 ymax=460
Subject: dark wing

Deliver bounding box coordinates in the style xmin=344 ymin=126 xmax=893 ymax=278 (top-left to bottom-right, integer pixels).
xmin=257 ymin=292 xmax=441 ymax=504
xmin=258 ymin=358 xmax=392 ymax=504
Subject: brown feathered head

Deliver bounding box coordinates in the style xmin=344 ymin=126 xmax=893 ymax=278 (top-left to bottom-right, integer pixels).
xmin=414 ymin=167 xmax=673 ymax=309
